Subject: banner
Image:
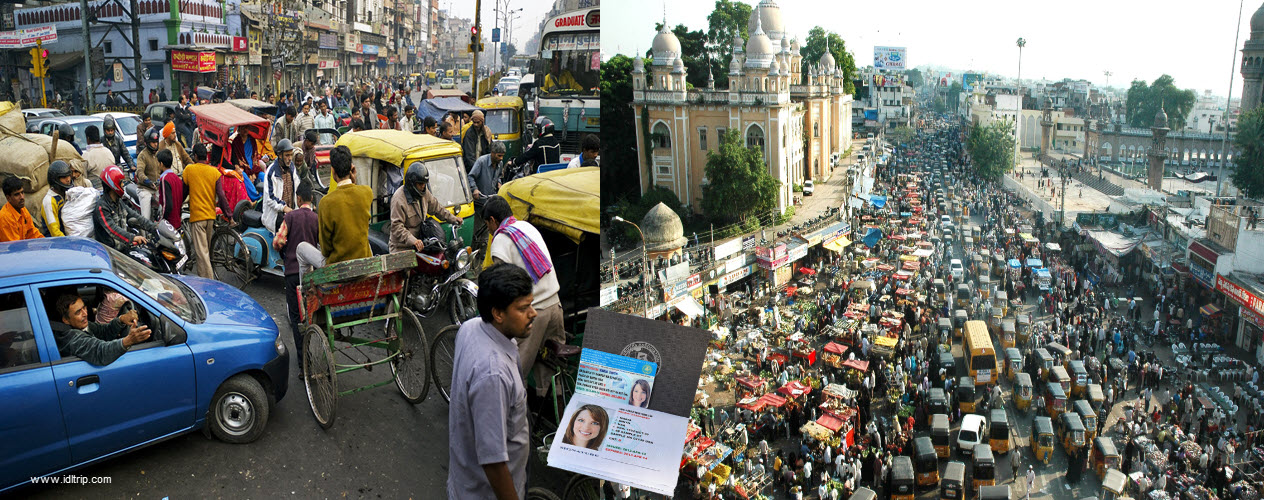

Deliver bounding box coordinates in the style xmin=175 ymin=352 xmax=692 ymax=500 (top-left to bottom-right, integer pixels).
xmin=873 ymin=46 xmax=906 ymax=70
xmin=0 ymin=24 xmax=57 ymax=48
xmin=171 ymin=50 xmax=216 ymax=73
xmin=1217 ymin=275 xmax=1264 ymax=318
xmin=600 ymin=285 xmax=618 ymax=307
xmin=318 ymin=32 xmax=338 ymax=49
xmin=714 ymin=238 xmax=742 ymax=261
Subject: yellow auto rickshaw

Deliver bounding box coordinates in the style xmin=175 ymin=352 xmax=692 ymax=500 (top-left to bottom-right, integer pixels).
xmin=978 ymin=274 xmax=991 ymax=302
xmin=932 ymin=414 xmax=951 ymax=458
xmin=1092 ymin=436 xmax=1120 ymax=480
xmin=993 ymin=291 xmax=1009 ymax=317
xmin=971 ymin=444 xmax=995 ymax=492
xmin=933 ymin=279 xmax=946 ymax=301
xmin=1033 ymin=416 xmax=1055 ymax=464
xmin=1035 ymin=348 xmax=1054 ymax=380
xmin=1000 ymin=318 xmax=1016 ymax=349
xmin=930 ymin=388 xmax=950 ymax=416
xmin=988 ymin=409 xmax=1011 ymax=454
xmin=850 ymin=488 xmax=877 ymax=500
xmin=938 ymin=317 xmax=952 ymax=341
xmin=1050 ymin=365 xmax=1071 ymax=395
xmin=1014 ymin=373 xmax=1033 ymax=412
xmin=891 ymin=456 xmax=916 ymax=500
xmin=953 ymin=309 xmax=968 ymax=338
xmin=1045 ymin=381 xmax=1066 ymax=418
xmin=1088 ymin=383 xmax=1106 ymax=413
xmin=957 ymin=376 xmax=977 ymax=414
xmin=475 ymin=95 xmax=526 ymax=158
xmin=1059 ymin=412 xmax=1086 ymax=455
xmin=1102 ymin=468 xmax=1128 ymax=500
xmin=1074 ymin=399 xmax=1098 ymax=442
xmin=1005 ymin=348 xmax=1023 ymax=382
xmin=1045 ymin=342 xmax=1072 ymax=364
xmin=1016 ymin=314 xmax=1031 ymax=344
xmin=915 ymin=436 xmax=940 ymax=487
xmin=987 ymin=307 xmax=1004 ymax=336
xmin=977 ymin=485 xmax=1010 ymax=500
xmin=955 ymin=284 xmax=972 ymax=309
xmin=941 ymin=461 xmax=965 ymax=500
xmin=1068 ymin=360 xmax=1089 ymax=398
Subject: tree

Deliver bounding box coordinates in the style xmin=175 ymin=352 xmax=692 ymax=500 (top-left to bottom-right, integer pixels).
xmin=600 ymin=54 xmax=641 ymax=207
xmin=890 ymin=125 xmax=915 ymax=146
xmin=705 ymin=0 xmax=752 ymax=89
xmin=1232 ymin=107 xmax=1264 ymax=199
xmin=1125 ymin=75 xmax=1196 ymax=129
xmin=701 ymin=129 xmax=780 ymax=224
xmin=504 ymin=43 xmax=517 ymax=61
xmin=946 ymin=81 xmax=963 ymax=112
xmin=906 ymin=68 xmax=924 ymax=89
xmin=966 ymin=120 xmax=1016 ymax=181
xmin=799 ymin=27 xmax=857 ymax=94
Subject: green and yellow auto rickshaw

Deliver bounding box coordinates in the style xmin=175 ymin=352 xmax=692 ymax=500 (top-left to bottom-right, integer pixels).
xmin=891 ymin=456 xmax=916 ymax=500
xmin=1075 ymin=399 xmax=1098 ymax=442
xmin=1068 ymin=360 xmax=1089 ymax=398
xmin=1092 ymin=436 xmax=1120 ymax=480
xmin=475 ymin=95 xmax=526 ymax=158
xmin=1059 ymin=411 xmax=1086 ymax=455
xmin=1005 ymin=347 xmax=1023 ymax=382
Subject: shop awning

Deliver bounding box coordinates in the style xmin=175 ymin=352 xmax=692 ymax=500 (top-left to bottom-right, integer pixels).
xmin=673 ymin=296 xmax=705 ymax=318
xmin=778 ymin=381 xmax=812 ymax=398
xmin=817 ymin=414 xmax=844 ymax=433
xmin=1200 ymin=304 xmax=1221 ymax=316
xmin=823 ymin=237 xmax=851 ymax=253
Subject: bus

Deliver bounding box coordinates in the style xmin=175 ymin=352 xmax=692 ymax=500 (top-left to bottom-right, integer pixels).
xmin=534 ymin=5 xmax=599 ymax=161
xmin=964 ymin=320 xmax=998 ymax=386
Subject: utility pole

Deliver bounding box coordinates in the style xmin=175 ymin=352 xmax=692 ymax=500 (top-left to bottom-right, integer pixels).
xmin=80 ymin=0 xmax=93 ymax=113
xmin=1217 ymin=0 xmax=1245 ymax=197
xmin=472 ymin=0 xmax=481 ymax=93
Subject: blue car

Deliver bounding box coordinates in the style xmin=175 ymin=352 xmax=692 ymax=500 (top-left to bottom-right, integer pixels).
xmin=0 ymin=237 xmax=288 ymax=493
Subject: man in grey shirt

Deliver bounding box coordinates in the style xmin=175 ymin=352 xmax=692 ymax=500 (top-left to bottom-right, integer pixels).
xmin=448 ymin=263 xmax=537 ymax=500
xmin=468 ymin=141 xmax=507 ymax=198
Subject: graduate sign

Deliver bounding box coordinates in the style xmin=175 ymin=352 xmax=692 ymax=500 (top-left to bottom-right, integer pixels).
xmin=873 ymin=46 xmax=907 ymax=70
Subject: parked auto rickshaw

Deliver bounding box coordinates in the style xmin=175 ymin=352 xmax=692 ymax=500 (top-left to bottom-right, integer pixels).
xmin=849 ymin=488 xmax=878 ymax=500
xmin=1088 ymin=383 xmax=1105 ymax=413
xmin=1092 ymin=436 xmax=1120 ymax=480
xmin=1016 ymin=314 xmax=1031 ymax=344
xmin=891 ymin=456 xmax=916 ymax=500
xmin=1101 ymin=468 xmax=1128 ymax=500
xmin=932 ymin=414 xmax=951 ymax=458
xmin=474 ymin=96 xmax=526 ymax=157
xmin=930 ymin=387 xmax=950 ymax=416
xmin=1005 ymin=348 xmax=1022 ymax=382
xmin=1074 ymin=399 xmax=1098 ymax=442
xmin=1014 ymin=373 xmax=1033 ymax=412
xmin=1035 ymin=348 xmax=1054 ymax=380
xmin=953 ymin=309 xmax=968 ymax=338
xmin=957 ymin=376 xmax=977 ymax=414
xmin=993 ymin=291 xmax=1009 ymax=316
xmin=955 ymin=284 xmax=972 ymax=309
xmin=941 ymin=461 xmax=965 ymax=500
xmin=1059 ymin=411 xmax=1086 ymax=455
xmin=1000 ymin=318 xmax=1016 ymax=349
xmin=934 ymin=279 xmax=946 ymax=301
xmin=1068 ymin=360 xmax=1089 ymax=398
xmin=1033 ymin=416 xmax=1055 ymax=464
xmin=1050 ymin=365 xmax=1071 ymax=394
xmin=971 ymin=444 xmax=995 ymax=492
xmin=915 ymin=436 xmax=940 ymax=487
xmin=977 ymin=485 xmax=1010 ymax=500
xmin=1045 ymin=381 xmax=1066 ymax=418
xmin=989 ymin=409 xmax=1010 ymax=454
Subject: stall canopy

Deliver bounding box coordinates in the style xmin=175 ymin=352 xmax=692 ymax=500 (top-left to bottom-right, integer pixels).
xmin=822 ymin=236 xmax=851 ymax=253
xmin=1026 ymin=259 xmax=1043 ymax=268
xmin=842 ymin=359 xmax=870 ymax=372
xmin=1008 ymin=259 xmax=1021 ymax=269
xmin=817 ymin=414 xmax=844 ymax=433
xmin=862 ymin=228 xmax=884 ymax=248
xmin=416 ymin=97 xmax=481 ymax=122
xmin=673 ymin=296 xmax=706 ymax=318
xmin=1200 ymin=303 xmax=1221 ymax=316
xmin=1085 ymin=230 xmax=1143 ymax=257
xmin=778 ymin=381 xmax=812 ymax=398
xmin=758 ymin=393 xmax=787 ymax=408
xmin=823 ymin=342 xmax=848 ymax=355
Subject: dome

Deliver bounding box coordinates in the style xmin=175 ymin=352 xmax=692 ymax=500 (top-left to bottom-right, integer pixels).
xmin=769 ymin=57 xmax=780 ymax=76
xmin=747 ymin=0 xmax=785 ymax=43
xmin=729 ymin=54 xmax=743 ymax=75
xmin=1154 ymin=106 xmax=1169 ymax=128
xmin=732 ymin=33 xmax=744 ymax=52
xmin=790 ymin=38 xmax=800 ymax=52
xmin=819 ymin=51 xmax=836 ymax=73
xmin=632 ymin=55 xmax=645 ymax=73
xmin=671 ymin=57 xmax=685 ymax=74
xmin=651 ymin=24 xmax=681 ymax=66
xmin=744 ymin=14 xmax=775 ymax=68
xmin=641 ymin=203 xmax=687 ymax=253
xmin=1252 ymin=2 xmax=1264 ymax=34
xmin=780 ymin=36 xmax=791 ymax=55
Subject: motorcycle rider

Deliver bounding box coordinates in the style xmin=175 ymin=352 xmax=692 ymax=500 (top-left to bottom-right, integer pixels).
xmin=134 ymin=127 xmax=163 ymax=220
xmin=510 ymin=117 xmax=559 ymax=177
xmin=41 ymin=160 xmax=74 ymax=237
xmin=93 ymin=165 xmax=155 ymax=252
xmin=100 ymin=119 xmax=135 ymax=175
xmin=388 ymin=161 xmax=463 ymax=253
xmin=56 ymin=123 xmax=82 ymax=155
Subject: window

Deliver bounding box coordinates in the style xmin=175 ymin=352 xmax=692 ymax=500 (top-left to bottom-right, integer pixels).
xmin=104 ymin=41 xmax=113 ymax=54
xmin=716 ymin=128 xmax=726 ymax=143
xmin=0 ymin=291 xmax=39 ymax=370
xmin=698 ymin=127 xmax=707 ymax=150
xmin=746 ymin=124 xmax=765 ymax=151
xmin=148 ymin=39 xmax=158 ymax=51
xmin=651 ymin=122 xmax=671 ymax=149
xmin=814 ymin=121 xmax=820 ymax=138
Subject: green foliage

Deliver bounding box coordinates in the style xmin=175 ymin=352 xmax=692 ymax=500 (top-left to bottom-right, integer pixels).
xmin=966 ymin=121 xmax=1016 ymax=181
xmin=890 ymin=125 xmax=915 ymax=145
xmin=799 ymin=27 xmax=857 ymax=95
xmin=931 ymin=96 xmax=948 ymax=114
xmin=701 ymin=129 xmax=781 ymax=224
xmin=1232 ymin=107 xmax=1264 ymax=199
xmin=906 ymin=68 xmax=924 ymax=89
xmin=777 ymin=205 xmax=795 ymax=224
xmin=1125 ymin=75 xmax=1196 ymax=129
xmin=504 ymin=44 xmax=517 ymax=61
xmin=946 ymin=81 xmax=963 ymax=111
xmin=600 ymin=55 xmax=641 ymax=207
xmin=705 ymin=0 xmax=752 ymax=89
xmin=793 ymin=183 xmax=802 ymax=192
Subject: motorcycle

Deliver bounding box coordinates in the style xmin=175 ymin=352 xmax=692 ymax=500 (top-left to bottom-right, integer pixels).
xmin=405 ymin=222 xmax=479 ymax=325
xmin=122 ymin=185 xmax=191 ymax=274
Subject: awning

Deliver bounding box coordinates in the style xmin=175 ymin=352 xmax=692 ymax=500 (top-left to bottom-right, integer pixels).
xmin=1200 ymin=304 xmax=1221 ymax=316
xmin=673 ymin=296 xmax=705 ymax=318
xmin=822 ymin=237 xmax=851 ymax=253
xmin=778 ymin=380 xmax=812 ymax=397
xmin=817 ymin=414 xmax=844 ymax=433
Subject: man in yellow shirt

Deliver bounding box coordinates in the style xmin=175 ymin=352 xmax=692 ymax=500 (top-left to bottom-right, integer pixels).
xmin=543 ymin=58 xmax=582 ymax=92
xmin=182 ymin=144 xmax=231 ymax=279
xmin=0 ymin=176 xmax=44 ymax=242
xmin=315 ymin=146 xmax=373 ymax=265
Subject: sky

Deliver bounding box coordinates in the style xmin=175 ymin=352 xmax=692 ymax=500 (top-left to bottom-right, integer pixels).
xmin=446 ymin=0 xmax=559 ymax=49
xmin=602 ymin=0 xmax=1261 ymax=97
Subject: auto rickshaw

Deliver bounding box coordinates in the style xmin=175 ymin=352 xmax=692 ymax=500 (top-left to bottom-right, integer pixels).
xmin=1035 ymin=348 xmax=1054 ymax=380
xmin=953 ymin=309 xmax=968 ymax=338
xmin=992 ymin=254 xmax=1006 ymax=278
xmin=1050 ymin=366 xmax=1071 ymax=395
xmin=1059 ymin=411 xmax=1086 ymax=455
xmin=977 ymin=485 xmax=1010 ymax=500
xmin=936 ymin=352 xmax=956 ymax=386
xmin=1005 ymin=348 xmax=1022 ymax=382
xmin=1046 ymin=342 xmax=1072 ymax=364
xmin=1074 ymin=399 xmax=1098 ymax=442
xmin=1045 ymin=381 xmax=1066 ymax=418
xmin=914 ymin=436 xmax=940 ymax=487
xmin=1033 ymin=416 xmax=1055 ymax=464
xmin=1101 ymin=468 xmax=1128 ymax=500
xmin=891 ymin=456 xmax=916 ymax=500
xmin=989 ymin=409 xmax=1010 ymax=454
xmin=1088 ymin=383 xmax=1105 ymax=413
xmin=849 ymin=487 xmax=878 ymax=500
xmin=1016 ymin=313 xmax=1031 ymax=344
xmin=1000 ymin=319 xmax=1016 ymax=349
xmin=932 ymin=414 xmax=951 ymax=458
xmin=938 ymin=317 xmax=952 ymax=341
xmin=1091 ymin=436 xmax=1120 ymax=480
xmin=226 ymin=98 xmax=279 ymax=119
xmin=336 ymin=130 xmax=482 ymax=246
xmin=1014 ymin=373 xmax=1033 ymax=412
xmin=955 ymin=284 xmax=972 ymax=309
xmin=1068 ymin=360 xmax=1089 ymax=398
xmin=987 ymin=307 xmax=1004 ymax=336
xmin=993 ymin=291 xmax=1009 ymax=317
xmin=957 ymin=376 xmax=977 ymax=414
xmin=474 ymin=95 xmax=526 ymax=157
xmin=963 ymin=236 xmax=974 ymax=253
xmin=930 ymin=387 xmax=950 ymax=416
xmin=934 ymin=279 xmax=946 ymax=301
xmin=940 ymin=461 xmax=965 ymax=500
xmin=971 ymin=444 xmax=995 ymax=493
xmin=978 ymin=274 xmax=991 ymax=301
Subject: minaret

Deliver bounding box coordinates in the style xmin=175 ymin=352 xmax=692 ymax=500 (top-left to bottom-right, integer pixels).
xmin=1040 ymin=97 xmax=1054 ymax=158
xmin=1241 ymin=2 xmax=1264 ymax=111
xmin=1148 ymin=104 xmax=1170 ymax=191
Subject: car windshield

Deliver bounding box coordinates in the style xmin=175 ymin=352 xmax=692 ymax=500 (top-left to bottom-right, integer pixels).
xmin=484 ymin=109 xmax=519 ymax=136
xmin=959 ymin=429 xmax=976 ymax=442
xmin=108 ymin=246 xmax=201 ymax=322
xmin=112 ymin=116 xmax=142 ymax=135
xmin=410 ymin=155 xmax=472 ymax=208
xmin=70 ymin=121 xmax=104 ymax=149
xmin=538 ymin=31 xmax=599 ymax=96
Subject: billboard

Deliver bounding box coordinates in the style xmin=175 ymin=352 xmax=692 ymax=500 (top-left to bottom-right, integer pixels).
xmin=873 ymin=46 xmax=906 ymax=70
xmin=962 ymin=73 xmax=984 ymax=93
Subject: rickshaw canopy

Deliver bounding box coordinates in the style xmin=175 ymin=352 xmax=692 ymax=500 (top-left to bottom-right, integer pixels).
xmin=336 ymin=129 xmax=463 ymax=168
xmin=1102 ymin=469 xmax=1126 ymax=493
xmin=226 ymin=98 xmax=278 ymax=117
xmin=977 ymin=485 xmax=1010 ymax=500
xmin=1095 ymin=436 xmax=1118 ymax=457
xmin=848 ymin=487 xmax=878 ymax=500
xmin=418 ymin=96 xmax=481 ymax=122
xmin=1034 ymin=416 xmax=1054 ymax=435
xmin=499 ymin=167 xmax=600 ymax=243
xmin=189 ymin=103 xmax=271 ymax=146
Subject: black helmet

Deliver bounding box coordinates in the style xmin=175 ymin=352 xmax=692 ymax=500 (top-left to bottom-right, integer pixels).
xmin=47 ymin=160 xmax=73 ymax=192
xmin=144 ymin=127 xmax=161 ymax=151
xmin=404 ymin=161 xmax=429 ymax=202
xmin=102 ymin=118 xmax=116 ymax=132
xmin=57 ymin=123 xmax=74 ymax=142
xmin=536 ymin=117 xmax=555 ymax=137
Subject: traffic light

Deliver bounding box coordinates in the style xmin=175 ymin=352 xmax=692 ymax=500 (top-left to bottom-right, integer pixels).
xmin=29 ymin=46 xmax=47 ymax=78
xmin=468 ymin=26 xmax=485 ymax=53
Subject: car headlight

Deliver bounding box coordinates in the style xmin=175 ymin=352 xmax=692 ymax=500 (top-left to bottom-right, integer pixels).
xmin=274 ymin=335 xmax=286 ymax=357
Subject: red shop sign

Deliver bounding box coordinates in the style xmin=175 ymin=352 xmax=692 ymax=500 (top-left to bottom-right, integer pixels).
xmin=1216 ymin=275 xmax=1264 ymax=317
xmin=171 ymin=50 xmax=216 ymax=73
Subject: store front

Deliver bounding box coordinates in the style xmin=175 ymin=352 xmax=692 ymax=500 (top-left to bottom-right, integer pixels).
xmin=1216 ymin=273 xmax=1264 ymax=363
xmin=170 ymin=49 xmax=219 ymax=92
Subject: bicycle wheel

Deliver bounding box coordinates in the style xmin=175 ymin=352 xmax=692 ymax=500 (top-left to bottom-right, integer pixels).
xmin=210 ymin=228 xmax=252 ymax=289
xmin=526 ymin=487 xmax=562 ymax=500
xmin=563 ymin=475 xmax=612 ymax=500
xmin=429 ymin=324 xmax=460 ymax=404
xmin=303 ymin=324 xmax=337 ymax=429
xmin=390 ymin=307 xmax=430 ymax=404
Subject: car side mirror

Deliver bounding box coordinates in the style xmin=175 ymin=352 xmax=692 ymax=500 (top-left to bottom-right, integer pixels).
xmin=163 ymin=315 xmax=187 ymax=346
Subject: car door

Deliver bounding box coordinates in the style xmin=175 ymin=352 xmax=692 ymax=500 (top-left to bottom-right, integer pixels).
xmin=0 ymin=286 xmax=70 ymax=491
xmin=36 ymin=279 xmax=196 ymax=464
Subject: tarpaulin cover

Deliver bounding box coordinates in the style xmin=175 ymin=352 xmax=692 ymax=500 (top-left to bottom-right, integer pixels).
xmin=758 ymin=393 xmax=788 ymax=408
xmin=735 ymin=375 xmax=765 ymax=390
xmin=869 ymin=195 xmax=887 ymax=208
xmin=842 ymin=359 xmax=869 ymax=372
xmin=778 ymin=381 xmax=812 ymax=397
xmin=499 ymin=167 xmax=600 ymax=243
xmin=823 ymin=342 xmax=848 ymax=355
xmin=1008 ymin=258 xmax=1022 ymax=269
xmin=1085 ymin=230 xmax=1143 ymax=257
xmin=417 ymin=97 xmax=480 ymax=122
xmin=1026 ymin=259 xmax=1043 ymax=268
xmin=822 ymin=237 xmax=850 ymax=253
xmin=817 ymin=414 xmax=844 ymax=432
xmin=862 ymin=228 xmax=884 ymax=248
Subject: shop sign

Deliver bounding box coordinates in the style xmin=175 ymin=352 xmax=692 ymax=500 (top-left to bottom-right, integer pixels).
xmin=232 ymin=36 xmax=247 ymax=52
xmin=1217 ymin=275 xmax=1264 ymax=317
xmin=0 ymin=24 xmax=57 ymax=49
xmin=362 ymin=44 xmax=379 ymax=55
xmin=742 ymin=235 xmax=756 ymax=251
xmin=719 ymin=264 xmax=753 ymax=287
xmin=599 ymin=285 xmax=618 ymax=307
xmin=318 ymin=60 xmax=340 ymax=69
xmin=646 ymin=303 xmax=665 ymax=319
xmin=787 ymin=243 xmax=808 ymax=263
xmin=1190 ymin=261 xmax=1215 ymax=288
xmin=687 ymin=273 xmax=702 ymax=290
xmin=725 ymin=255 xmax=746 ymax=274
xmin=662 ymin=262 xmax=690 ymax=285
xmin=755 ymin=243 xmax=787 ymax=261
xmin=1189 ymin=240 xmax=1220 ymax=264
xmin=344 ymin=32 xmax=361 ymax=53
xmin=171 ymin=50 xmax=216 ymax=73
xmin=1241 ymin=306 xmax=1264 ymax=329
xmin=714 ymin=238 xmax=742 ymax=261
xmin=318 ymin=33 xmax=338 ymax=49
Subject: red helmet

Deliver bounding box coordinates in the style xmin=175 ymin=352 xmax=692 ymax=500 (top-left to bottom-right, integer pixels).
xmin=101 ymin=165 xmax=126 ymax=196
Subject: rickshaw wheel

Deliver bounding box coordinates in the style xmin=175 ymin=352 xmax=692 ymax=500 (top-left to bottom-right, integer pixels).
xmin=390 ymin=307 xmax=430 ymax=404
xmin=526 ymin=487 xmax=562 ymax=500
xmin=429 ymin=324 xmax=460 ymax=404
xmin=563 ymin=475 xmax=613 ymax=500
xmin=210 ymin=227 xmax=253 ymax=289
xmin=303 ymin=324 xmax=337 ymax=429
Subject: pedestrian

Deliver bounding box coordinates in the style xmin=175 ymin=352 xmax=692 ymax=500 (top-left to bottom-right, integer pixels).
xmin=181 ymin=144 xmax=228 ymax=280
xmin=1025 ymin=465 xmax=1035 ymax=500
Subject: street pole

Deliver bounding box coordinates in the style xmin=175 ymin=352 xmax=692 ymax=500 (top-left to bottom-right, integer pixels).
xmin=614 ymin=217 xmax=650 ymax=318
xmin=472 ymin=0 xmax=481 ymax=94
xmin=1217 ymin=0 xmax=1244 ymax=198
xmin=36 ymin=40 xmax=47 ymax=108
xmin=80 ymin=0 xmax=93 ymax=113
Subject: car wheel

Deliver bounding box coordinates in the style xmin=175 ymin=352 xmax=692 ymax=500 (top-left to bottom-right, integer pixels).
xmin=208 ymin=374 xmax=271 ymax=444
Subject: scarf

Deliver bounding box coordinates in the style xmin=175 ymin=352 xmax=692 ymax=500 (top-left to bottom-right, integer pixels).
xmin=280 ymin=165 xmax=294 ymax=209
xmin=493 ymin=216 xmax=552 ymax=283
